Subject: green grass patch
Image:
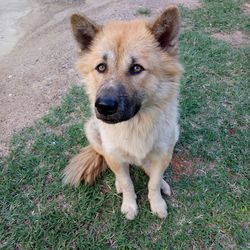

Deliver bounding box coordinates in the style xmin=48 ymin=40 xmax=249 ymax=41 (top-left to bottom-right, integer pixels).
xmin=1 ymin=1 xmax=250 ymax=249
xmin=135 ymin=8 xmax=151 ymax=17
xmin=183 ymin=0 xmax=250 ymax=33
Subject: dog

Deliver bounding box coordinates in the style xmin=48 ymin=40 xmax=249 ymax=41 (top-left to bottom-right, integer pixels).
xmin=63 ymin=5 xmax=183 ymax=220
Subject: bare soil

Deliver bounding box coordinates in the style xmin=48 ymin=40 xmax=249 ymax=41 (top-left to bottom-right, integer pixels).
xmin=243 ymin=3 xmax=250 ymax=15
xmin=212 ymin=31 xmax=250 ymax=48
xmin=0 ymin=0 xmax=202 ymax=158
xmin=171 ymin=152 xmax=200 ymax=181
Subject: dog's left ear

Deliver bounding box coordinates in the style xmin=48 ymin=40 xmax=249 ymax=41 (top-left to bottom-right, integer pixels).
xmin=150 ymin=6 xmax=180 ymax=53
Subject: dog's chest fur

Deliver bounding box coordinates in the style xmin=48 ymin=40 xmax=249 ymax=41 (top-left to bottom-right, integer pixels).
xmin=100 ymin=122 xmax=155 ymax=165
xmin=97 ymin=101 xmax=178 ymax=166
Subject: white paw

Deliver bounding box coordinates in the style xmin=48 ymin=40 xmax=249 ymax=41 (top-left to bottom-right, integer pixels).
xmin=161 ymin=179 xmax=171 ymax=196
xmin=121 ymin=201 xmax=138 ymax=220
xmin=150 ymin=197 xmax=168 ymax=219
xmin=115 ymin=179 xmax=122 ymax=194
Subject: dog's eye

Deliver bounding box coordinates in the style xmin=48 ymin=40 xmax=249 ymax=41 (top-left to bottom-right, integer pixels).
xmin=129 ymin=64 xmax=145 ymax=75
xmin=96 ymin=63 xmax=107 ymax=73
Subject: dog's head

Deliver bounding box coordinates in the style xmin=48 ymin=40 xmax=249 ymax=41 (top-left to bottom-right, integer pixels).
xmin=71 ymin=6 xmax=182 ymax=124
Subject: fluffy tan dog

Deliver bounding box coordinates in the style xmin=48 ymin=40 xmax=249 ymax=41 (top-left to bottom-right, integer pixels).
xmin=63 ymin=6 xmax=183 ymax=220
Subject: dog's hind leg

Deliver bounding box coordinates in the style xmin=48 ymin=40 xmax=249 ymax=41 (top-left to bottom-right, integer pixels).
xmin=85 ymin=118 xmax=104 ymax=156
xmin=160 ymin=179 xmax=171 ymax=196
xmin=63 ymin=118 xmax=106 ymax=186
xmin=105 ymin=156 xmax=138 ymax=220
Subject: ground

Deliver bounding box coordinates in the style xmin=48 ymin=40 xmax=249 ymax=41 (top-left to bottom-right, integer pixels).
xmin=0 ymin=0 xmax=249 ymax=157
xmin=0 ymin=0 xmax=249 ymax=249
xmin=0 ymin=0 xmax=202 ymax=157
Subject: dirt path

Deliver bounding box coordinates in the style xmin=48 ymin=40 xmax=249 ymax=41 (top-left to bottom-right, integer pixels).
xmin=0 ymin=0 xmax=201 ymax=157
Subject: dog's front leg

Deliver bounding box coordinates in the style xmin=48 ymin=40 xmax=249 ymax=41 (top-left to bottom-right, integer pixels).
xmin=146 ymin=153 xmax=173 ymax=219
xmin=105 ymin=155 xmax=138 ymax=220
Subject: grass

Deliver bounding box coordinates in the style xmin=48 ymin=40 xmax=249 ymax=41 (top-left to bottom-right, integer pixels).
xmin=1 ymin=0 xmax=249 ymax=249
xmin=135 ymin=8 xmax=151 ymax=17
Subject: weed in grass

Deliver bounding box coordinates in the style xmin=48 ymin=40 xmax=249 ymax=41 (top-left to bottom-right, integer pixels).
xmin=136 ymin=8 xmax=151 ymax=17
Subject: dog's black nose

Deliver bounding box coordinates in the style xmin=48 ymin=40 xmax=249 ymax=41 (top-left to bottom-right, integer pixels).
xmin=95 ymin=97 xmax=118 ymax=116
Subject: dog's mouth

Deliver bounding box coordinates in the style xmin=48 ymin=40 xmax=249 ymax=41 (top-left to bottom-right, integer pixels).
xmin=95 ymin=103 xmax=141 ymax=124
xmin=95 ymin=80 xmax=142 ymax=124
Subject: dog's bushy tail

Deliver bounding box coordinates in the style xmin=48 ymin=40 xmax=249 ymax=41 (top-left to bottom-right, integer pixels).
xmin=63 ymin=146 xmax=107 ymax=186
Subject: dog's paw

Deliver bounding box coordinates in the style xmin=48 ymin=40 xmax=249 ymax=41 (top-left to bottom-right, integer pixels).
xmin=161 ymin=179 xmax=171 ymax=196
xmin=115 ymin=179 xmax=122 ymax=194
xmin=150 ymin=197 xmax=168 ymax=219
xmin=121 ymin=201 xmax=138 ymax=220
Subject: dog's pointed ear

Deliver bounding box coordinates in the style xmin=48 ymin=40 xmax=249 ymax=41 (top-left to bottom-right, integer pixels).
xmin=150 ymin=6 xmax=180 ymax=53
xmin=70 ymin=14 xmax=101 ymax=51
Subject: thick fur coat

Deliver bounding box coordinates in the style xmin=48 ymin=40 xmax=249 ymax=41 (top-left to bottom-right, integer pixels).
xmin=63 ymin=6 xmax=183 ymax=220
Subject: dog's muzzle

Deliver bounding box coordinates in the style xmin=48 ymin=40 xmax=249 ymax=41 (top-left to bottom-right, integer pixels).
xmin=95 ymin=80 xmax=141 ymax=124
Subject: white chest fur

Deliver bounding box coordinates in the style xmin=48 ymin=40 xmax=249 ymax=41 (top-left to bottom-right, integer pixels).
xmin=97 ymin=102 xmax=178 ymax=166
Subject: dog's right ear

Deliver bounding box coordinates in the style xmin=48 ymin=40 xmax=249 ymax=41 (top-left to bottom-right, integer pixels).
xmin=70 ymin=14 xmax=101 ymax=51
